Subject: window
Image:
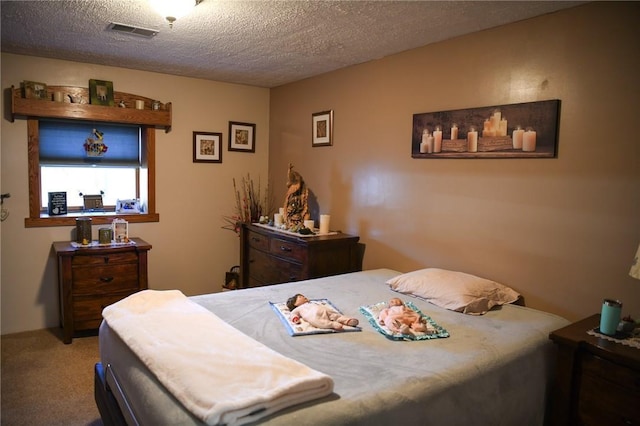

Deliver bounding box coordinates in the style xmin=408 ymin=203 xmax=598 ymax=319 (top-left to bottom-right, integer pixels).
xmin=25 ymin=118 xmax=159 ymax=227
xmin=39 ymin=120 xmax=139 ymax=211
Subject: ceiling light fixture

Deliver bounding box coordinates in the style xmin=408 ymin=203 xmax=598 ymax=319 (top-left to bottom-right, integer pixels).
xmin=149 ymin=0 xmax=203 ymax=28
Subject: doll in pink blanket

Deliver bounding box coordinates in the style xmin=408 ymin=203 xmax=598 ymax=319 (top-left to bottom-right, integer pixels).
xmin=286 ymin=294 xmax=359 ymax=330
xmin=378 ymin=298 xmax=427 ymax=335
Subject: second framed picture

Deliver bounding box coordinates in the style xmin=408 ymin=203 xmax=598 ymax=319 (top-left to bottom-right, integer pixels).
xmin=312 ymin=110 xmax=333 ymax=147
xmin=89 ymin=79 xmax=114 ymax=106
xmin=193 ymin=131 xmax=222 ymax=163
xmin=228 ymin=121 xmax=256 ymax=152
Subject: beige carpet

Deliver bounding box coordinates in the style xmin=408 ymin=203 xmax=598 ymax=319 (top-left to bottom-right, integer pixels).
xmin=1 ymin=328 xmax=103 ymax=426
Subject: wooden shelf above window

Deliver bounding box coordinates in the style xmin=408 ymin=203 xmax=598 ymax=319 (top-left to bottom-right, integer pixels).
xmin=10 ymin=85 xmax=172 ymax=132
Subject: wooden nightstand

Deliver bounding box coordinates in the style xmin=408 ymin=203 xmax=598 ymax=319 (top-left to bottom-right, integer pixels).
xmin=548 ymin=314 xmax=640 ymax=425
xmin=53 ymin=238 xmax=151 ymax=343
xmin=239 ymin=223 xmax=361 ymax=288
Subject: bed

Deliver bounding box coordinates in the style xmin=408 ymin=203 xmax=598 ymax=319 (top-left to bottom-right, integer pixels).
xmin=95 ymin=268 xmax=569 ymax=426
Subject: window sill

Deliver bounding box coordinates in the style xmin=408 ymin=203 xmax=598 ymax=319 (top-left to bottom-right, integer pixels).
xmin=25 ymin=212 xmax=160 ymax=228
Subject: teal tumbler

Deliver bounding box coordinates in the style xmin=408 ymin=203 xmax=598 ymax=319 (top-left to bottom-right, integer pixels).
xmin=600 ymin=299 xmax=622 ymax=336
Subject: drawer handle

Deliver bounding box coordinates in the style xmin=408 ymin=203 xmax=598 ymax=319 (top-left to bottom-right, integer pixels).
xmin=280 ymin=246 xmax=292 ymax=252
xmin=99 ymin=277 xmax=114 ymax=283
xmin=251 ymin=237 xmax=261 ymax=243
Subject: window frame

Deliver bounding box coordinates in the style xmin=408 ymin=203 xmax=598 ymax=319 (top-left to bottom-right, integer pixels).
xmin=25 ymin=118 xmax=159 ymax=227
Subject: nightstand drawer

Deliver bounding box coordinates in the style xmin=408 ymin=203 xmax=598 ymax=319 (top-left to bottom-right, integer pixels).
xmin=73 ymin=293 xmax=137 ymax=329
xmin=72 ymin=264 xmax=139 ymax=295
xmin=269 ymin=238 xmax=305 ymax=262
xmin=581 ymin=353 xmax=640 ymax=392
xmin=71 ymin=251 xmax=138 ymax=266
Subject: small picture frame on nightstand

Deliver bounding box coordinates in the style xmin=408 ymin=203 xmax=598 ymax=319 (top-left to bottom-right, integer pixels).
xmin=112 ymin=218 xmax=129 ymax=243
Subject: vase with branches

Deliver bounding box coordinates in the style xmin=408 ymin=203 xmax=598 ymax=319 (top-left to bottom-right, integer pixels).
xmin=222 ymin=174 xmax=273 ymax=234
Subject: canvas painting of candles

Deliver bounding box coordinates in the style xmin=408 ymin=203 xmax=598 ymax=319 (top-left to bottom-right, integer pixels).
xmin=411 ymin=99 xmax=560 ymax=159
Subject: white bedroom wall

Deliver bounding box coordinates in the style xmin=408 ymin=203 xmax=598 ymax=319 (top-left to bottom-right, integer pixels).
xmin=1 ymin=54 xmax=270 ymax=334
xmin=269 ymin=2 xmax=640 ymax=322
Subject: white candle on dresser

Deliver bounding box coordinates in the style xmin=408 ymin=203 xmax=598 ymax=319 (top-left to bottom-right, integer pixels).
xmin=451 ymin=124 xmax=458 ymax=140
xmin=274 ymin=213 xmax=283 ymax=226
xmin=467 ymin=128 xmax=478 ymax=152
xmin=433 ymin=127 xmax=442 ymax=153
xmin=512 ymin=127 xmax=524 ymax=149
xmin=319 ymin=215 xmax=331 ymax=234
xmin=522 ymin=129 xmax=537 ymax=151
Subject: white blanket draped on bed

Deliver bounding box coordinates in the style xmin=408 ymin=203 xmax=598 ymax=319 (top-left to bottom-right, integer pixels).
xmin=102 ymin=289 xmax=334 ymax=426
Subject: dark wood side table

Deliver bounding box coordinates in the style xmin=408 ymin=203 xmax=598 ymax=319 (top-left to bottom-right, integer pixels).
xmin=548 ymin=314 xmax=640 ymax=425
xmin=239 ymin=223 xmax=361 ymax=288
xmin=53 ymin=237 xmax=151 ymax=343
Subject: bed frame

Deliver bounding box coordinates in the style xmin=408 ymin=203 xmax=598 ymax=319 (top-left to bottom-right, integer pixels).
xmin=94 ymin=362 xmax=136 ymax=426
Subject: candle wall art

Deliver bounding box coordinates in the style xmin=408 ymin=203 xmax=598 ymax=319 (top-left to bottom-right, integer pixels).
xmin=411 ymin=99 xmax=560 ymax=159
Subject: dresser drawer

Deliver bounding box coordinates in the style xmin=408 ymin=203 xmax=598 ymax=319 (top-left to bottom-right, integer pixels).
xmin=248 ymin=249 xmax=302 ymax=285
xmin=72 ymin=264 xmax=140 ymax=295
xmin=247 ymin=230 xmax=269 ymax=252
xmin=71 ymin=251 xmax=138 ymax=266
xmin=269 ymin=238 xmax=305 ymax=262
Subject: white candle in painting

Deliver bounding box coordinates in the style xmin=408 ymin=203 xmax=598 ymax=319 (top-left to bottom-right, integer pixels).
xmin=467 ymin=128 xmax=478 ymax=152
xmin=426 ymin=133 xmax=434 ymax=153
xmin=491 ymin=111 xmax=501 ymax=131
xmin=512 ymin=127 xmax=524 ymax=149
xmin=420 ymin=130 xmax=429 ymax=153
xmin=319 ymin=214 xmax=331 ymax=234
xmin=433 ymin=127 xmax=442 ymax=153
xmin=499 ymin=118 xmax=508 ymax=137
xmin=522 ymin=129 xmax=537 ymax=151
xmin=451 ymin=124 xmax=458 ymax=140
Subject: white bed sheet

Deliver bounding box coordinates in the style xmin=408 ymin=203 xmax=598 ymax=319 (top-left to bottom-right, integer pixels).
xmin=99 ymin=268 xmax=569 ymax=425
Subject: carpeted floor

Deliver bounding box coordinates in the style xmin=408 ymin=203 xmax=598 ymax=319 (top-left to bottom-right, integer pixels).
xmin=1 ymin=327 xmax=103 ymax=426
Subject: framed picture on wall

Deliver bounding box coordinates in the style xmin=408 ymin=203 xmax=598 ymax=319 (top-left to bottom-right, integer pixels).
xmin=312 ymin=110 xmax=333 ymax=147
xmin=89 ymin=79 xmax=114 ymax=106
xmin=228 ymin=121 xmax=256 ymax=152
xmin=193 ymin=131 xmax=222 ymax=163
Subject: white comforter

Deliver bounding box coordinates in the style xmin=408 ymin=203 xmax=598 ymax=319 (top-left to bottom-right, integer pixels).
xmin=102 ymin=289 xmax=333 ymax=426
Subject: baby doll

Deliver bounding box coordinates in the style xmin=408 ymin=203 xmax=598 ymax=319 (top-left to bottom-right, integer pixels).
xmin=286 ymin=294 xmax=359 ymax=330
xmin=378 ymin=298 xmax=427 ymax=335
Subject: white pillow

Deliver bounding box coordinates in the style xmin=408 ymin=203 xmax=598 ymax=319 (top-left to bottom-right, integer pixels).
xmin=386 ymin=268 xmax=520 ymax=315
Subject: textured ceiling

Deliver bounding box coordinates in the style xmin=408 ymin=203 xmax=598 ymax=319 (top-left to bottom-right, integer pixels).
xmin=1 ymin=0 xmax=584 ymax=88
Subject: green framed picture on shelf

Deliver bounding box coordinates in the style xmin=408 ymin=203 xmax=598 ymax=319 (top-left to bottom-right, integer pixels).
xmin=89 ymin=79 xmax=114 ymax=106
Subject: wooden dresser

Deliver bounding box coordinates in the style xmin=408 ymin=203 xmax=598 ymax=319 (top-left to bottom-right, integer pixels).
xmin=548 ymin=314 xmax=640 ymax=425
xmin=239 ymin=223 xmax=361 ymax=288
xmin=53 ymin=238 xmax=151 ymax=343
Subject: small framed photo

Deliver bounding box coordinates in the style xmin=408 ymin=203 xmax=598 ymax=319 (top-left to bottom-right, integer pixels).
xmin=228 ymin=121 xmax=256 ymax=152
xmin=193 ymin=131 xmax=222 ymax=163
xmin=312 ymin=110 xmax=333 ymax=147
xmin=89 ymin=79 xmax=115 ymax=106
xmin=22 ymin=80 xmax=48 ymax=100
xmin=112 ymin=218 xmax=129 ymax=243
xmin=83 ymin=194 xmax=104 ymax=212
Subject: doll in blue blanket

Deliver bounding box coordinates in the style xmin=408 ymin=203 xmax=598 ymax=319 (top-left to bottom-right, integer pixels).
xmin=286 ymin=294 xmax=359 ymax=330
xmin=378 ymin=298 xmax=428 ymax=335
